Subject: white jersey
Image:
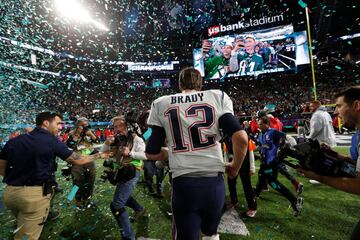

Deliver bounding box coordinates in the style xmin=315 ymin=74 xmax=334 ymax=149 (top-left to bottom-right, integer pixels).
xmin=148 ymin=89 xmax=234 ymax=178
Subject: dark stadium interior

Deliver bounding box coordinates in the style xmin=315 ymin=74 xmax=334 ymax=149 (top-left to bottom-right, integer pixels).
xmin=0 ymin=0 xmax=359 ymax=125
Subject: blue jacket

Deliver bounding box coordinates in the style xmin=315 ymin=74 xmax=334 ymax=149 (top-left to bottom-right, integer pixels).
xmin=350 ymin=131 xmax=360 ymax=161
xmin=257 ymin=128 xmax=286 ymax=165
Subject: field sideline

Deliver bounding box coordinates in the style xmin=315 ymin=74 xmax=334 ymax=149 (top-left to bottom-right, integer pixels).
xmin=0 ymin=147 xmax=359 ymax=240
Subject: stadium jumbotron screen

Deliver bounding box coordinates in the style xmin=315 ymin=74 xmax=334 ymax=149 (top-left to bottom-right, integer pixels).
xmin=193 ymin=24 xmax=310 ymax=80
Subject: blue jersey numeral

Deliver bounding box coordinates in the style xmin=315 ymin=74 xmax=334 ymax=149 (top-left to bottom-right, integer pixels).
xmin=165 ymin=104 xmax=216 ymax=152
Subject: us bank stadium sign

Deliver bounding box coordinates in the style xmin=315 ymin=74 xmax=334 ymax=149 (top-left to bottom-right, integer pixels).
xmin=208 ymin=14 xmax=284 ymax=37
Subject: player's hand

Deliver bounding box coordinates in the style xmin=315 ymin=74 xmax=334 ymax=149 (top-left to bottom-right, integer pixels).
xmin=233 ymin=39 xmax=244 ymax=52
xmin=225 ymin=162 xmax=240 ymax=178
xmin=159 ymin=148 xmax=169 ymax=162
xmin=224 ymin=66 xmax=230 ymax=73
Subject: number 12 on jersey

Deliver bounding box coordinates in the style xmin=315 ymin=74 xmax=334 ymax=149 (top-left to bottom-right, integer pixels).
xmin=165 ymin=104 xmax=216 ymax=152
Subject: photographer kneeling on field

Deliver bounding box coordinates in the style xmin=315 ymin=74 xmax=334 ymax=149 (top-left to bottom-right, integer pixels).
xmin=101 ymin=115 xmax=146 ymax=240
xmin=298 ymin=86 xmax=360 ymax=240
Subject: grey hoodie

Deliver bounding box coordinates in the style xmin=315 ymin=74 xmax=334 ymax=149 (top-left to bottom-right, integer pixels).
xmin=308 ymin=106 xmax=337 ymax=147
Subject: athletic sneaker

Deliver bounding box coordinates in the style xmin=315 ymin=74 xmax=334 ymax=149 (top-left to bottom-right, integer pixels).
xmin=295 ymin=182 xmax=304 ymax=195
xmin=309 ymin=179 xmax=321 ymax=184
xmin=293 ymin=197 xmax=304 ymax=217
xmin=246 ymin=209 xmax=257 ymax=218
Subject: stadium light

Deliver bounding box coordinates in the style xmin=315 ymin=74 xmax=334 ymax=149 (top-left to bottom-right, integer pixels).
xmin=54 ymin=0 xmax=109 ymax=31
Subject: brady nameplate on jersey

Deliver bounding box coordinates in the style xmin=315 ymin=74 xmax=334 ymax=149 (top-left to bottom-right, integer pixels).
xmin=171 ymin=93 xmax=204 ymax=104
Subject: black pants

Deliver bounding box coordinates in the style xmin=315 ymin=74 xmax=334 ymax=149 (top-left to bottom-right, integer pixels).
xmin=227 ymin=157 xmax=256 ymax=210
xmin=71 ymin=162 xmax=96 ymax=202
xmin=278 ymin=162 xmax=298 ymax=185
xmin=228 ymin=174 xmax=257 ymax=210
xmin=261 ymin=163 xmax=298 ymax=189
xmin=351 ymin=220 xmax=360 ymax=240
xmin=143 ymin=160 xmax=164 ymax=193
xmin=255 ymin=163 xmax=297 ymax=208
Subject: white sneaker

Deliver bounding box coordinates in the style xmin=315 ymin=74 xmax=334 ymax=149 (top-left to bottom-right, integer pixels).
xmin=202 ymin=234 xmax=219 ymax=240
xmin=246 ymin=209 xmax=257 ymax=218
xmin=309 ymin=179 xmax=321 ymax=184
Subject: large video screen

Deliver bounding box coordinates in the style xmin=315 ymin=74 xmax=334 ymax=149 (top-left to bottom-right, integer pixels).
xmin=194 ymin=25 xmax=310 ymax=80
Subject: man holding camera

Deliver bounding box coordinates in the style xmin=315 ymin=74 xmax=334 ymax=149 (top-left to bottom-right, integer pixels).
xmin=0 ymin=112 xmax=108 ymax=240
xmin=101 ymin=115 xmax=146 ymax=240
xmin=66 ymin=117 xmax=99 ymax=208
xmin=299 ymin=86 xmax=360 ymax=239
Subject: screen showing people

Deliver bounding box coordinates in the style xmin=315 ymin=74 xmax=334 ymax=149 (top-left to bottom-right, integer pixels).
xmin=193 ymin=24 xmax=310 ymax=80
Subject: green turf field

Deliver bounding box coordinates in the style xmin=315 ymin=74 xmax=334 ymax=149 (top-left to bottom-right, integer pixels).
xmin=0 ymin=147 xmax=359 ymax=239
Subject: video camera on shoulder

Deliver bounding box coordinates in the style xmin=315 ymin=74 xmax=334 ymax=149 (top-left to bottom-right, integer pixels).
xmin=278 ymin=139 xmax=357 ymax=178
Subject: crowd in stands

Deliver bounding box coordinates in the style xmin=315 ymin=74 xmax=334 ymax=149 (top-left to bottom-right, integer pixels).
xmin=1 ymin=69 xmax=359 ymax=143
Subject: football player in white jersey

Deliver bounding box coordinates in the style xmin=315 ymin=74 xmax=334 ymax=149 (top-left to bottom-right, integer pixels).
xmin=145 ymin=67 xmax=248 ymax=240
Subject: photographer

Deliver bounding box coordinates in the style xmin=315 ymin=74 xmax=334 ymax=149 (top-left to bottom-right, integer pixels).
xmin=101 ymin=115 xmax=146 ymax=240
xmin=67 ymin=117 xmax=99 ymax=208
xmin=0 ymin=112 xmax=108 ymax=240
xmin=299 ymin=86 xmax=360 ymax=239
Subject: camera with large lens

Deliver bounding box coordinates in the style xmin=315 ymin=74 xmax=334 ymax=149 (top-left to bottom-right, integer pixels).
xmin=100 ymin=133 xmax=134 ymax=185
xmin=100 ymin=158 xmax=117 ymax=184
xmin=100 ymin=158 xmax=136 ymax=185
xmin=278 ymin=139 xmax=357 ymax=177
xmin=113 ymin=134 xmax=128 ymax=146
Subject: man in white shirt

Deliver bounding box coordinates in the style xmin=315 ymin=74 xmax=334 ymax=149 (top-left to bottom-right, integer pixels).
xmin=308 ymin=100 xmax=337 ymax=147
xmin=308 ymin=100 xmax=337 ymax=184
xmin=299 ymin=86 xmax=360 ymax=239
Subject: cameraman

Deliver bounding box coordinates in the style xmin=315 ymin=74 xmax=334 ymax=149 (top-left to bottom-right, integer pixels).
xmin=0 ymin=112 xmax=108 ymax=240
xmin=67 ymin=117 xmax=99 ymax=208
xmin=299 ymin=86 xmax=360 ymax=239
xmin=101 ymin=115 xmax=146 ymax=240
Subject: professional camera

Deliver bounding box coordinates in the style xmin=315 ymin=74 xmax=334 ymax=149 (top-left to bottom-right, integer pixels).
xmin=125 ymin=110 xmax=138 ymax=124
xmin=278 ymin=139 xmax=357 ymax=177
xmin=100 ymin=158 xmax=117 ymax=184
xmin=124 ymin=110 xmax=141 ymax=136
xmin=100 ymin=158 xmax=136 ymax=185
xmin=113 ymin=134 xmax=128 ymax=146
xmin=100 ymin=133 xmax=136 ymax=184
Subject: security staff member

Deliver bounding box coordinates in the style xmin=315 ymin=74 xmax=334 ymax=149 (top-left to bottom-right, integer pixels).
xmin=0 ymin=112 xmax=108 ymax=240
